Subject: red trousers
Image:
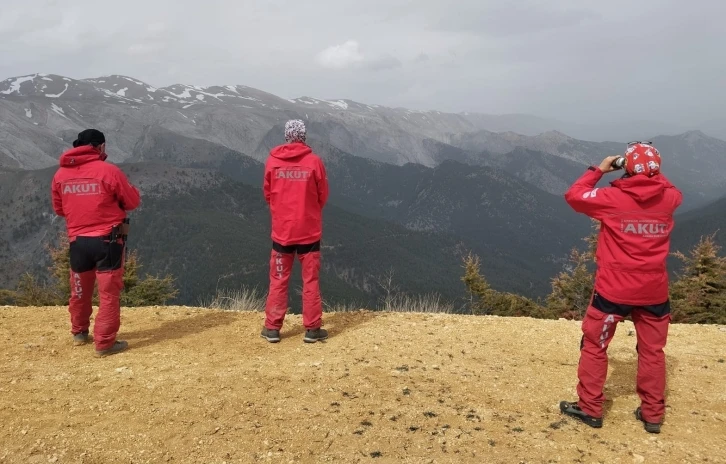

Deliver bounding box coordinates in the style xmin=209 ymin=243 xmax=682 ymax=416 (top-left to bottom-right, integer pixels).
xmin=577 ymin=305 xmax=670 ymax=423
xmin=68 ymin=236 xmax=125 ymax=351
xmin=265 ymin=243 xmax=322 ymax=330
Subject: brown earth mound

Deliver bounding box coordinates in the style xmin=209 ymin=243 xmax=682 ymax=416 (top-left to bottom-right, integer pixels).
xmin=1 ymin=307 xmax=725 ymax=463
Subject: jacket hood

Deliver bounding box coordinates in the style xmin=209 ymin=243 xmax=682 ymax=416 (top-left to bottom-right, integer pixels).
xmin=611 ymin=173 xmax=674 ymax=203
xmin=270 ymin=142 xmax=312 ymax=160
xmin=59 ymin=145 xmax=107 ymax=167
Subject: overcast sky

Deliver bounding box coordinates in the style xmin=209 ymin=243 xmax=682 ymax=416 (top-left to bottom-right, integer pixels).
xmin=1 ymin=0 xmax=724 ymax=126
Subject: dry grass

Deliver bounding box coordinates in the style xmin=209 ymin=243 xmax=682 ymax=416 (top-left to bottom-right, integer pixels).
xmin=2 ymin=306 xmax=724 ymax=464
xmin=205 ymin=286 xmax=454 ymax=314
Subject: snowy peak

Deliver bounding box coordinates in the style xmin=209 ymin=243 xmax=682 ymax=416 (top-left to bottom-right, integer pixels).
xmin=291 ymin=97 xmax=353 ymax=111
xmin=0 ymin=73 xmax=287 ymax=110
xmin=0 ymin=73 xmax=93 ymax=99
xmin=84 ymin=75 xmax=160 ymax=102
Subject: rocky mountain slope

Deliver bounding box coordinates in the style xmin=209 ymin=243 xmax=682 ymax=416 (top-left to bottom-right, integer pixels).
xmin=2 ymin=72 xmax=725 ymax=305
xmin=2 ymin=73 xmax=724 ymax=208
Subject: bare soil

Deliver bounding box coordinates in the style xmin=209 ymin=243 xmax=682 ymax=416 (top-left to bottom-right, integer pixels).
xmin=1 ymin=306 xmax=725 ymax=464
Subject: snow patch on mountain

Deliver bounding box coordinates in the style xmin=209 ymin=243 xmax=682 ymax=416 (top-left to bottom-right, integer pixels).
xmin=45 ymin=83 xmax=69 ymax=98
xmin=328 ymin=100 xmax=348 ymax=110
xmin=117 ymin=87 xmax=128 ymax=96
xmin=25 ymin=108 xmax=32 ymax=118
xmin=165 ymin=87 xmax=192 ymax=99
xmin=51 ymin=103 xmax=67 ymax=118
xmin=1 ymin=75 xmax=36 ymax=95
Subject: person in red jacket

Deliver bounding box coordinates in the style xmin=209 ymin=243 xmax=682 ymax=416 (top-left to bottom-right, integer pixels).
xmin=261 ymin=120 xmax=329 ymax=343
xmin=559 ymin=142 xmax=682 ymax=433
xmin=51 ymin=129 xmax=141 ymax=358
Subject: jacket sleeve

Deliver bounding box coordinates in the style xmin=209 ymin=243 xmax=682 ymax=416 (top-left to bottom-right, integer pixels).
xmin=263 ymin=161 xmax=271 ymax=205
xmin=672 ymin=188 xmax=684 ymax=211
xmin=51 ymin=179 xmax=64 ymax=217
xmin=115 ymin=169 xmax=141 ymax=211
xmin=564 ymin=167 xmax=617 ymax=220
xmin=316 ymin=158 xmax=329 ymax=208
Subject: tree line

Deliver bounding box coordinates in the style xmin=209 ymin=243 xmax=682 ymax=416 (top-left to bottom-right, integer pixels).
xmin=462 ymin=219 xmax=726 ymax=324
xmin=0 ymin=233 xmax=178 ymax=307
xmin=1 ymin=224 xmax=724 ymax=325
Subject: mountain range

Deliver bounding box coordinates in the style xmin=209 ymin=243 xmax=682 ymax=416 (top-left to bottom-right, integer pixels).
xmin=1 ymin=72 xmax=724 ymax=306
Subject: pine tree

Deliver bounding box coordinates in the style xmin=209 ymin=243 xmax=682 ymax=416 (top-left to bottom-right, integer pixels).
xmin=462 ymin=252 xmax=551 ymax=318
xmin=14 ymin=273 xmax=60 ymax=306
xmin=43 ymin=231 xmax=179 ymax=307
xmin=47 ymin=235 xmax=71 ymax=304
xmin=0 ymin=289 xmax=18 ymax=305
xmin=120 ymin=250 xmax=178 ymax=306
xmin=670 ymin=234 xmax=726 ymax=324
xmin=546 ymin=219 xmax=599 ymax=320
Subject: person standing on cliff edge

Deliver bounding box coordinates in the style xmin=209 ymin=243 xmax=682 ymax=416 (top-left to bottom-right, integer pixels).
xmin=51 ymin=129 xmax=141 ymax=358
xmin=261 ymin=120 xmax=329 ymax=344
xmin=559 ymin=142 xmax=682 ymax=434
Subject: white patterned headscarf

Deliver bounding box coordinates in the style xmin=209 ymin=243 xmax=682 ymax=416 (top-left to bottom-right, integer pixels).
xmin=284 ymin=119 xmax=307 ymax=143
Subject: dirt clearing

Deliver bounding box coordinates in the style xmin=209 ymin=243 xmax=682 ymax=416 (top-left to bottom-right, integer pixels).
xmin=1 ymin=306 xmax=725 ymax=463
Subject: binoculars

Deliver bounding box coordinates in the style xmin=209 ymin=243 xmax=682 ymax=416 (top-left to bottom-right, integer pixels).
xmin=611 ymin=157 xmax=626 ymax=170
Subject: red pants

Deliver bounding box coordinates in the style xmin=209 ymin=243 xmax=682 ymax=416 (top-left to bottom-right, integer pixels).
xmin=265 ymin=242 xmax=322 ymax=330
xmin=577 ymin=305 xmax=670 ymax=423
xmin=68 ymin=236 xmax=125 ymax=351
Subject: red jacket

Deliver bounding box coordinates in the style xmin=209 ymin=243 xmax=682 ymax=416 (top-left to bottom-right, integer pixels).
xmin=51 ymin=146 xmax=141 ymax=240
xmin=565 ymin=167 xmax=682 ymax=306
xmin=263 ymin=142 xmax=329 ymax=246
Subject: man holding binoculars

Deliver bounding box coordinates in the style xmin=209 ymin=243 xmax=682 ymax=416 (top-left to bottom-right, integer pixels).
xmin=51 ymin=129 xmax=141 ymax=358
xmin=559 ymin=142 xmax=682 ymax=433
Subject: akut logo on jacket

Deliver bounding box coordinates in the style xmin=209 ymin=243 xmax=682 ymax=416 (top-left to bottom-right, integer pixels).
xmin=620 ymin=219 xmax=668 ymax=238
xmin=62 ymin=180 xmax=101 ymax=196
xmin=275 ymin=168 xmax=312 ymax=181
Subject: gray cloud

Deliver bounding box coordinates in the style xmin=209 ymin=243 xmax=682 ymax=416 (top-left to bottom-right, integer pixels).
xmin=366 ymin=55 xmax=403 ymax=71
xmin=0 ymin=0 xmax=724 ymax=130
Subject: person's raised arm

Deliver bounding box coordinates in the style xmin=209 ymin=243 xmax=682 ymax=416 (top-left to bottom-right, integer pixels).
xmin=115 ymin=169 xmax=141 ymax=211
xmin=564 ymin=156 xmax=620 ymax=220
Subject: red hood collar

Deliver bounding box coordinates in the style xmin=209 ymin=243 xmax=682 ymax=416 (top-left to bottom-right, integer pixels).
xmin=59 ymin=146 xmax=107 ymax=167
xmin=611 ymin=174 xmax=675 ymax=203
xmin=270 ymin=142 xmax=312 ymax=160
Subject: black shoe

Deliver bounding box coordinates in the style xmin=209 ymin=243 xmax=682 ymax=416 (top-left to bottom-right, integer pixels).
xmin=94 ymin=340 xmax=128 ymax=358
xmin=260 ymin=327 xmax=281 ymax=343
xmin=635 ymin=407 xmax=661 ymax=434
xmin=73 ymin=331 xmax=90 ymax=346
xmin=559 ymin=401 xmax=603 ymax=428
xmin=303 ymin=328 xmax=328 ymax=343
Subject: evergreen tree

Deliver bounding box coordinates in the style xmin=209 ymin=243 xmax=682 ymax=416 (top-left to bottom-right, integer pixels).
xmin=37 ymin=231 xmax=179 ymax=307
xmin=546 ymin=219 xmax=599 ymax=320
xmin=670 ymin=233 xmax=726 ymax=324
xmin=14 ymin=273 xmax=59 ymax=306
xmin=47 ymin=235 xmax=71 ymax=303
xmin=462 ymin=253 xmax=551 ymax=318
xmin=120 ymin=250 xmax=178 ymax=306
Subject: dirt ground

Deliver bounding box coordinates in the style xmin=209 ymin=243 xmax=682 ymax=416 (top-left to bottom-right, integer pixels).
xmin=0 ymin=307 xmax=724 ymax=464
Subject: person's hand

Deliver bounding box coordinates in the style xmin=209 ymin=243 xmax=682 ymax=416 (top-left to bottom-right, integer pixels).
xmin=598 ymin=156 xmax=621 ymax=173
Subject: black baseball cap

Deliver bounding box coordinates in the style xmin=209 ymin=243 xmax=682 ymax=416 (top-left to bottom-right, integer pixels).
xmin=72 ymin=129 xmax=106 ymax=148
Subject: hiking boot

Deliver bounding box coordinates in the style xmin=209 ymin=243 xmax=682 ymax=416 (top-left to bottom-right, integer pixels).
xmin=73 ymin=331 xmax=90 ymax=346
xmin=94 ymin=341 xmax=128 ymax=358
xmin=260 ymin=327 xmax=281 ymax=343
xmin=303 ymin=328 xmax=328 ymax=343
xmin=635 ymin=407 xmax=661 ymax=434
xmin=559 ymin=401 xmax=603 ymax=428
